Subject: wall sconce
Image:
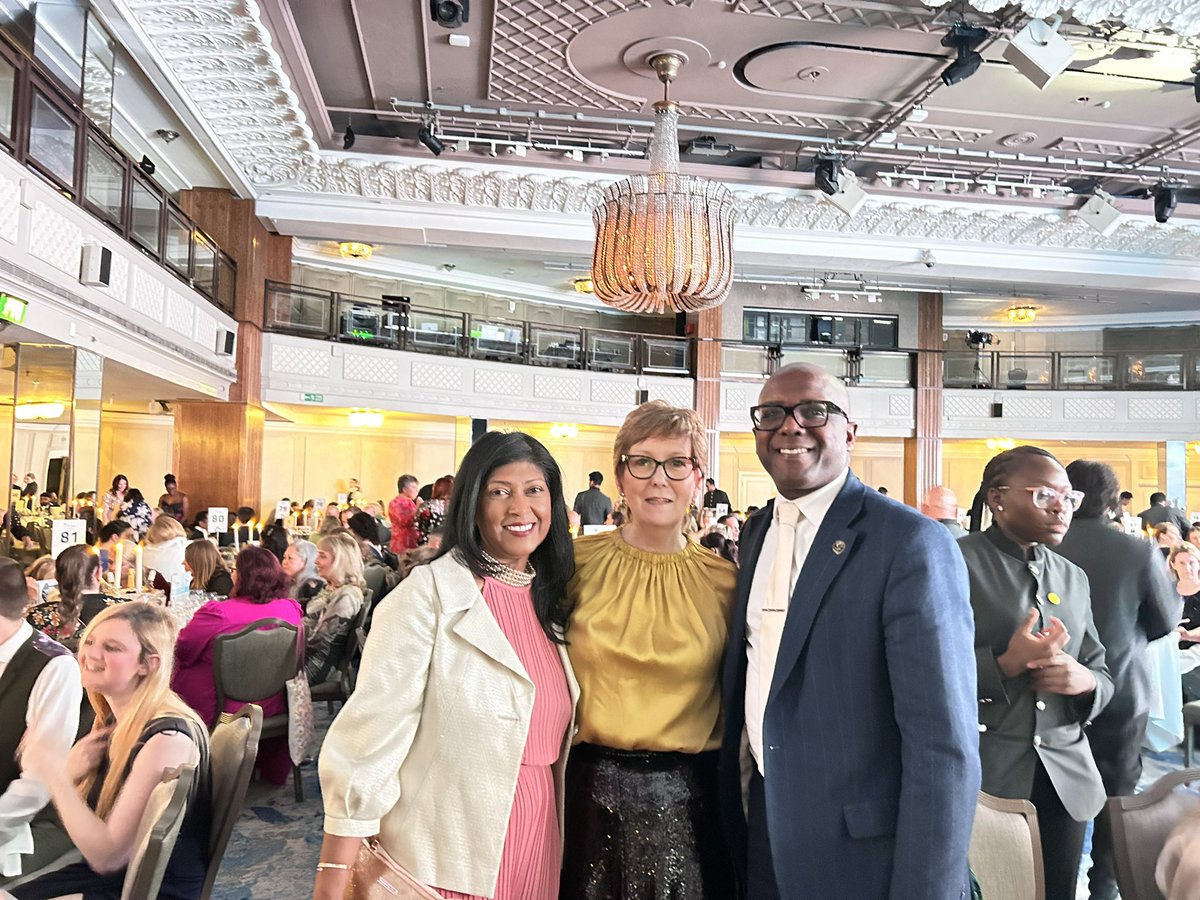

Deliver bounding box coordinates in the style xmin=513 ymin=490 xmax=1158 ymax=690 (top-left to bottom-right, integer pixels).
xmin=550 ymin=422 xmax=579 ymax=439
xmin=1006 ymin=304 xmax=1038 ymax=323
xmin=338 ymin=241 xmax=374 ymax=260
xmin=348 ymin=409 xmax=384 ymax=428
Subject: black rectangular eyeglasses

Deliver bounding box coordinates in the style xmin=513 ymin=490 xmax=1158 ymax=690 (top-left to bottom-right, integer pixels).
xmin=750 ymin=400 xmax=848 ymax=431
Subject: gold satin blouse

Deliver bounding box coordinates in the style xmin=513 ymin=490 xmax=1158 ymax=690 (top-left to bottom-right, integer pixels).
xmin=566 ymin=528 xmax=736 ymax=753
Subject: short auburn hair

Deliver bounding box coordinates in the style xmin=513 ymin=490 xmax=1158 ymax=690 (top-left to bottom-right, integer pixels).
xmin=612 ymin=400 xmax=708 ymax=479
xmin=231 ymin=545 xmax=291 ymax=603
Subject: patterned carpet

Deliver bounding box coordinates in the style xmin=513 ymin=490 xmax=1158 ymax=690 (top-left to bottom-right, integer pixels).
xmin=208 ymin=707 xmax=1191 ymax=899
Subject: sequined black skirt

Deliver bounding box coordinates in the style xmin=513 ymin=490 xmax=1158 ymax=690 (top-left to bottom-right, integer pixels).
xmin=560 ymin=744 xmax=735 ymax=900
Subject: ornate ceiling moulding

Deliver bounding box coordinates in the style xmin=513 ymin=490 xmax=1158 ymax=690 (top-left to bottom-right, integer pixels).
xmin=117 ymin=0 xmax=320 ymax=186
xmin=274 ymin=159 xmax=1200 ymax=258
xmin=920 ymin=0 xmax=1200 ymax=37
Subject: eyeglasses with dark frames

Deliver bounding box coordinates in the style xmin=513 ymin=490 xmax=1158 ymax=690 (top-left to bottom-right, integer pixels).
xmin=994 ymin=485 xmax=1085 ymax=511
xmin=750 ymin=400 xmax=849 ymax=432
xmin=620 ymin=454 xmax=698 ymax=481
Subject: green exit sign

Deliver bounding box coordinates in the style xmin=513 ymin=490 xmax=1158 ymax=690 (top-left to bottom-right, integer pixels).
xmin=302 ymin=392 xmax=324 ymax=403
xmin=0 ymin=293 xmax=28 ymax=325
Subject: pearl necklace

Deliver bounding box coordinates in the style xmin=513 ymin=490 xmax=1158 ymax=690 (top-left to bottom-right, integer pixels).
xmin=481 ymin=550 xmax=536 ymax=587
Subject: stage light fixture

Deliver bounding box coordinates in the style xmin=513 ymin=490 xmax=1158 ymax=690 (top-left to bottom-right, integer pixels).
xmin=814 ymin=155 xmax=841 ymax=195
xmin=417 ymin=122 xmax=444 ymax=156
xmin=1002 ymin=16 xmax=1075 ymax=90
xmin=430 ymin=0 xmax=468 ymax=28
xmin=1153 ymin=183 xmax=1179 ymax=223
xmin=343 ymin=125 xmax=355 ymax=150
xmin=941 ymin=23 xmax=989 ymax=86
xmin=1078 ymin=191 xmax=1121 ymax=235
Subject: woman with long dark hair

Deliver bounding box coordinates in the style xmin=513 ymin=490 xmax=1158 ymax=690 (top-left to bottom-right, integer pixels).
xmin=100 ymin=474 xmax=127 ymax=524
xmin=118 ymin=488 xmax=153 ymax=542
xmin=314 ymin=431 xmax=578 ymax=900
xmin=26 ymin=545 xmax=110 ymax=642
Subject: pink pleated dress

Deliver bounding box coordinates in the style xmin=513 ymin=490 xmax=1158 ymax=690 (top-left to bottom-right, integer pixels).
xmin=437 ymin=577 xmax=571 ymax=900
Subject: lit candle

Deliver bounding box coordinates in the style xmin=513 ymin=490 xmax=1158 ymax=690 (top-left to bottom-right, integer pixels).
xmin=234 ymin=522 xmax=240 ymax=552
xmin=134 ymin=543 xmax=143 ymax=593
xmin=113 ymin=541 xmax=123 ymax=586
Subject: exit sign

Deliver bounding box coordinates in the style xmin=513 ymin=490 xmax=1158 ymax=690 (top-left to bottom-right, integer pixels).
xmin=302 ymin=392 xmax=324 ymax=403
xmin=0 ymin=293 xmax=27 ymax=325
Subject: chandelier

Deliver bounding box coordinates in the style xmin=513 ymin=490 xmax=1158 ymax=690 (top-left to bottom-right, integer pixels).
xmin=591 ymin=53 xmax=737 ymax=314
xmin=1006 ymin=304 xmax=1038 ymax=323
xmin=338 ymin=241 xmax=373 ymax=260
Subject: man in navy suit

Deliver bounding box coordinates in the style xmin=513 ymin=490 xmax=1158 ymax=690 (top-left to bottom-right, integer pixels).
xmin=719 ymin=364 xmax=980 ymax=899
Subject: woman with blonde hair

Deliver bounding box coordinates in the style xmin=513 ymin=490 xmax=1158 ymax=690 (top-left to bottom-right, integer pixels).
xmin=1154 ymin=521 xmax=1183 ymax=558
xmin=1169 ymin=543 xmax=1200 ymax=703
xmin=143 ymin=514 xmax=188 ymax=588
xmin=13 ymin=601 xmax=211 ymax=899
xmin=305 ymin=531 xmax=365 ymax=684
xmin=183 ymin=539 xmax=233 ymax=595
xmin=561 ymin=400 xmax=736 ymax=898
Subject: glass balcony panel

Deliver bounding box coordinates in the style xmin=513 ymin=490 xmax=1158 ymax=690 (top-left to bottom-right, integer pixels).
xmin=643 ymin=337 xmax=689 ymax=373
xmin=859 ymin=352 xmax=912 ymax=386
xmin=29 ymin=89 xmax=75 ymax=186
xmin=83 ymin=136 xmax=122 ymax=224
xmin=998 ymin=355 xmax=1052 ymax=389
xmin=337 ymin=297 xmax=402 ymax=346
xmin=0 ymin=55 xmax=14 ymax=139
xmin=192 ymin=232 xmax=215 ymax=298
xmin=778 ymin=347 xmax=846 ymax=380
xmin=408 ymin=310 xmax=463 ymax=353
xmin=943 ymin=351 xmax=991 ymax=388
xmin=129 ymin=178 xmax=161 ymax=255
xmin=1057 ymin=355 xmax=1116 ymax=388
xmin=721 ymin=344 xmax=770 ymax=379
xmin=470 ymin=320 xmax=524 ymax=359
xmin=531 ymin=327 xmax=583 ymax=366
xmin=1125 ymin=353 xmax=1183 ymax=388
xmin=215 ymin=255 xmax=236 ymax=313
xmin=589 ymin=331 xmax=635 ymax=371
xmin=164 ymin=209 xmax=190 ymax=276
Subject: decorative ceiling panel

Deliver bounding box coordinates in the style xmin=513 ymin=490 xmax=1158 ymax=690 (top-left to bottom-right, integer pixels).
xmin=920 ymin=0 xmax=1200 ymax=37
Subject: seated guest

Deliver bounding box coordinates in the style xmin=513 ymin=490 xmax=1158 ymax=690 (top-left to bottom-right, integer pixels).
xmin=22 ymin=558 xmax=56 ymax=614
xmin=96 ymin=521 xmax=133 ymax=577
xmin=218 ymin=508 xmax=255 ymax=549
xmin=305 ymin=532 xmax=365 ymax=684
xmin=259 ymin=523 xmax=288 ymax=562
xmin=173 ymin=547 xmax=301 ymax=785
xmin=0 ymin=557 xmax=81 ymax=883
xmin=958 ymin=446 xmax=1112 ymax=900
xmin=185 ymin=510 xmax=208 ymax=541
xmin=183 ymin=540 xmax=233 ymax=596
xmin=347 ymin=511 xmax=398 ymax=570
xmin=26 ymin=546 xmax=111 ymax=643
xmin=281 ymin=540 xmax=323 ymax=604
xmin=11 ymin=601 xmax=211 ymax=900
xmin=117 ymin=488 xmax=153 ymax=541
xmin=1170 ymin=544 xmax=1200 ymax=703
xmin=143 ymin=515 xmax=189 ymax=589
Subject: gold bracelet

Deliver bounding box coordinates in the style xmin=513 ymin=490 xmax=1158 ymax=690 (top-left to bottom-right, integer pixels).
xmin=316 ymin=862 xmax=349 ymax=871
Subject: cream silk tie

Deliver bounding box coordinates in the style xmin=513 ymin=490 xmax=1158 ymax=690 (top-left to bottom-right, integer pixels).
xmin=761 ymin=501 xmax=802 ymax=708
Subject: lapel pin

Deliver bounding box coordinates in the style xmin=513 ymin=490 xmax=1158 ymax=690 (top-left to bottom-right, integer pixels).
xmin=1047 ymin=592 xmax=1061 ymax=605
xmin=832 ymin=540 xmax=846 ymax=555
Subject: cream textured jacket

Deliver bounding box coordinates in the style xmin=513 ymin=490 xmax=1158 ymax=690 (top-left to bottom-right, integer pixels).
xmin=318 ymin=552 xmax=580 ymax=897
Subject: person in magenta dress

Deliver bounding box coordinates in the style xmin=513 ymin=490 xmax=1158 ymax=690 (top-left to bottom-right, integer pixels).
xmin=172 ymin=545 xmax=302 ymax=785
xmin=314 ymin=431 xmax=578 ymax=900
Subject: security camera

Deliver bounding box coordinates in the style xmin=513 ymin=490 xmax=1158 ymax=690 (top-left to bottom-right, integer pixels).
xmin=430 ymin=0 xmax=468 ymax=28
xmin=922 ymin=249 xmax=937 ymax=268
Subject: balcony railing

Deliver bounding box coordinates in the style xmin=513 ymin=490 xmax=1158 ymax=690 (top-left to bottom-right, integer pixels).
xmin=264 ymin=281 xmax=693 ymax=377
xmin=945 ymin=350 xmax=1200 ymax=390
xmin=0 ymin=30 xmax=236 ymax=314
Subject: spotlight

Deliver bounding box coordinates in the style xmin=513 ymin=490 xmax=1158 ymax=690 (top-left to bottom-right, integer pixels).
xmin=430 ymin=0 xmax=468 ymax=28
xmin=154 ymin=128 xmax=180 ymax=143
xmin=1153 ymin=183 xmax=1179 ymax=223
xmin=1002 ymin=16 xmax=1075 ymax=90
xmin=1078 ymin=190 xmax=1120 ymax=235
xmin=685 ymin=136 xmax=734 ymax=157
xmin=827 ymin=174 xmax=867 ymax=218
xmin=814 ymin=154 xmax=841 ymax=195
xmin=417 ymin=122 xmax=444 ymax=156
xmin=343 ymin=125 xmax=355 ymax=150
xmin=138 ymin=155 xmax=156 ymax=175
xmin=941 ymin=23 xmax=989 ymax=86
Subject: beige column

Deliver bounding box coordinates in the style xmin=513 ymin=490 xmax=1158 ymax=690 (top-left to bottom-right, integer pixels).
xmin=903 ymin=292 xmax=944 ymax=508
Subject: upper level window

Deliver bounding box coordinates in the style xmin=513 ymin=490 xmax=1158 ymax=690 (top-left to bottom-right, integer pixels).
xmin=28 ymin=84 xmax=75 ymax=189
xmin=743 ymin=309 xmax=899 ymax=349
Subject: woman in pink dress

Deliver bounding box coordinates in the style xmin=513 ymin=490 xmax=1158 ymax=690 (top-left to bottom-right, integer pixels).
xmin=173 ymin=545 xmax=302 ymax=784
xmin=315 ymin=432 xmax=577 ymax=900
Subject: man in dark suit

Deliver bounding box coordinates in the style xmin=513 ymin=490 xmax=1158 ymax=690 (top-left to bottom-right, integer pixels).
xmin=701 ymin=478 xmax=731 ymax=511
xmin=719 ymin=363 xmax=980 ymax=899
xmin=1056 ymin=461 xmax=1181 ymax=900
xmin=572 ymin=471 xmax=612 ymax=526
xmin=1138 ymin=491 xmax=1190 ymax=538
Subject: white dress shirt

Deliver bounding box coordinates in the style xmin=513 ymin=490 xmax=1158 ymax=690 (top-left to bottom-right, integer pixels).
xmin=745 ymin=468 xmax=849 ymax=774
xmin=0 ymin=621 xmax=82 ymax=877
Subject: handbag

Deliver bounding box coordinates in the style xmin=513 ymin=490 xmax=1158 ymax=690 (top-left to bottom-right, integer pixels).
xmin=286 ymin=625 xmax=314 ymax=766
xmin=345 ymin=837 xmax=441 ymax=900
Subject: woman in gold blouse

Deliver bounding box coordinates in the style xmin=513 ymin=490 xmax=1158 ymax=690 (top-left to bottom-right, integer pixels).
xmin=562 ymin=401 xmax=736 ymax=899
